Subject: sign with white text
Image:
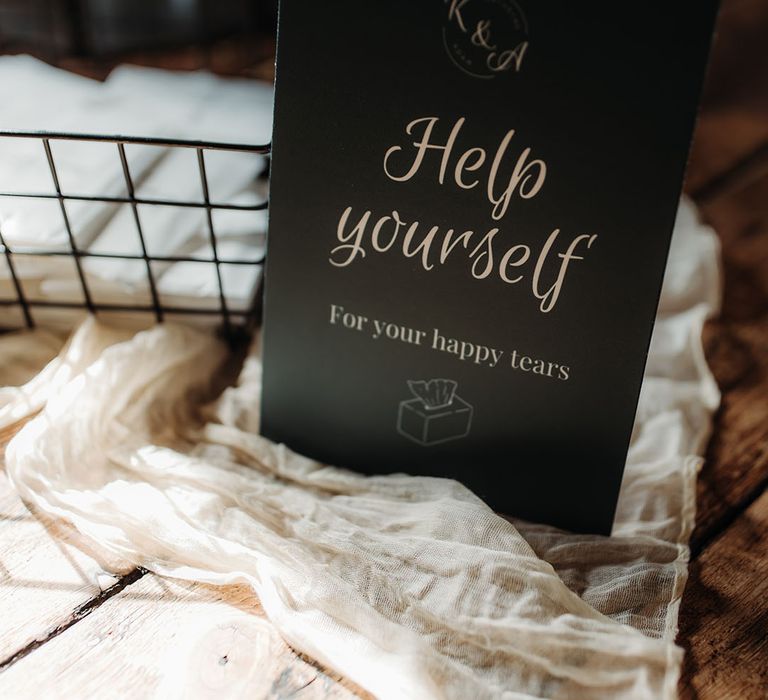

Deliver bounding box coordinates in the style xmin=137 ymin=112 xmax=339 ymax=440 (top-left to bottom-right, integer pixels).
xmin=260 ymin=0 xmax=719 ymax=534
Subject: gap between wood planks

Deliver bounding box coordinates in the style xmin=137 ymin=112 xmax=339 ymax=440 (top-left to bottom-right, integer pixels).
xmin=692 ymin=140 xmax=768 ymax=205
xmin=691 ymin=467 xmax=768 ymax=559
xmin=0 ymin=421 xmax=148 ymax=673
xmin=678 ymin=490 xmax=768 ymax=699
xmin=0 ymin=568 xmax=147 ymax=672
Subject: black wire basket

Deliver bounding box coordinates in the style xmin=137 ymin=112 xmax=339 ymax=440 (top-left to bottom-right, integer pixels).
xmin=0 ymin=130 xmax=270 ymax=340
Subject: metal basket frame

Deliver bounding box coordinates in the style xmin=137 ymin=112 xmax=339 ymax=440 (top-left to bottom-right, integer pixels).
xmin=0 ymin=130 xmax=270 ymax=337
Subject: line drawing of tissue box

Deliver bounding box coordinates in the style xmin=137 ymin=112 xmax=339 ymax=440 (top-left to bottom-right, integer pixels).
xmin=397 ymin=379 xmax=473 ymax=446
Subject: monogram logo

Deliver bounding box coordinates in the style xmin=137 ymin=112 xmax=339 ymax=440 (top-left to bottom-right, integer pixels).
xmin=442 ymin=0 xmax=529 ymax=79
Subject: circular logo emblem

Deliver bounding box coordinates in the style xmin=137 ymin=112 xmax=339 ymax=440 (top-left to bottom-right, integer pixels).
xmin=442 ymin=0 xmax=529 ymax=79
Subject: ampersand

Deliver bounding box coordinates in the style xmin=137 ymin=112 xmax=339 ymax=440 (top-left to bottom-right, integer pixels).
xmin=471 ymin=19 xmax=496 ymax=50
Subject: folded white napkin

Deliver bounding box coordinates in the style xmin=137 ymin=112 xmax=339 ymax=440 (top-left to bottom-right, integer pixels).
xmin=0 ymin=58 xmax=271 ymax=317
xmin=84 ymin=150 xmax=266 ymax=287
xmin=0 ymin=57 xmax=172 ymax=251
xmin=0 ymin=198 xmax=719 ymax=699
xmin=102 ymin=64 xmax=274 ymax=146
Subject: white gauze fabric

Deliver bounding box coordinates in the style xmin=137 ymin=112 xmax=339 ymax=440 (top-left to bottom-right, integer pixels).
xmin=2 ymin=198 xmax=720 ymax=699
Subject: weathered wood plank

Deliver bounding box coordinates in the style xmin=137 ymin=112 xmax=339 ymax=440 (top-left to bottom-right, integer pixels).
xmin=0 ymin=469 xmax=133 ymax=660
xmin=0 ymin=421 xmax=136 ymax=663
xmin=677 ymin=0 xmax=768 ymax=555
xmin=0 ymin=574 xmax=367 ymax=699
xmin=0 ymin=568 xmax=145 ymax=671
xmin=678 ymin=489 xmax=768 ymax=700
xmin=685 ymin=0 xmax=768 ymax=194
xmin=690 ymin=172 xmax=768 ymax=552
xmin=680 ymin=106 xmax=768 ymax=696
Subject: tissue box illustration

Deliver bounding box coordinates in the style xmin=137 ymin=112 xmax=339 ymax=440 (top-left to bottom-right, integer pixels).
xmin=397 ymin=379 xmax=473 ymax=446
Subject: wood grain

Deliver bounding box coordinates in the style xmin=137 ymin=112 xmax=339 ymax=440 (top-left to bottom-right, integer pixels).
xmin=0 ymin=471 xmax=106 ymax=661
xmin=678 ymin=158 xmax=768 ymax=700
xmin=0 ymin=422 xmax=135 ymax=663
xmin=689 ymin=173 xmax=768 ymax=553
xmin=685 ymin=0 xmax=768 ymax=194
xmin=676 ymin=2 xmax=768 ymax=696
xmin=0 ymin=574 xmax=366 ymax=700
xmin=679 ymin=0 xmax=768 ymax=556
xmin=678 ymin=490 xmax=768 ymax=700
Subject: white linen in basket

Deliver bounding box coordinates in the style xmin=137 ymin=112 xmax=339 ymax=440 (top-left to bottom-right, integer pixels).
xmin=0 ymin=56 xmax=169 ymax=251
xmin=0 ymin=58 xmax=271 ymax=312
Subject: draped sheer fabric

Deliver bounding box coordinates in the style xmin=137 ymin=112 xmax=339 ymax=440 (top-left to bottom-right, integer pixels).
xmin=0 ymin=199 xmax=719 ymax=699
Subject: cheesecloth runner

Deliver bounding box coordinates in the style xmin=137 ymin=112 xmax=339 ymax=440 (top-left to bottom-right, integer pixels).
xmin=0 ymin=198 xmax=720 ymax=699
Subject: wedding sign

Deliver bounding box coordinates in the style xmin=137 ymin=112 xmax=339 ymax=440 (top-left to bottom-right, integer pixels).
xmin=260 ymin=0 xmax=719 ymax=533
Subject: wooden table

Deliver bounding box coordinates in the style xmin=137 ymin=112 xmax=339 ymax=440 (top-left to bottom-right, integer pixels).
xmin=0 ymin=2 xmax=766 ymax=697
xmin=674 ymin=2 xmax=768 ymax=697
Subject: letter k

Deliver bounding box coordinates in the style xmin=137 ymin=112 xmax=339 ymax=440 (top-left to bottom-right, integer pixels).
xmin=447 ymin=0 xmax=470 ymax=33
